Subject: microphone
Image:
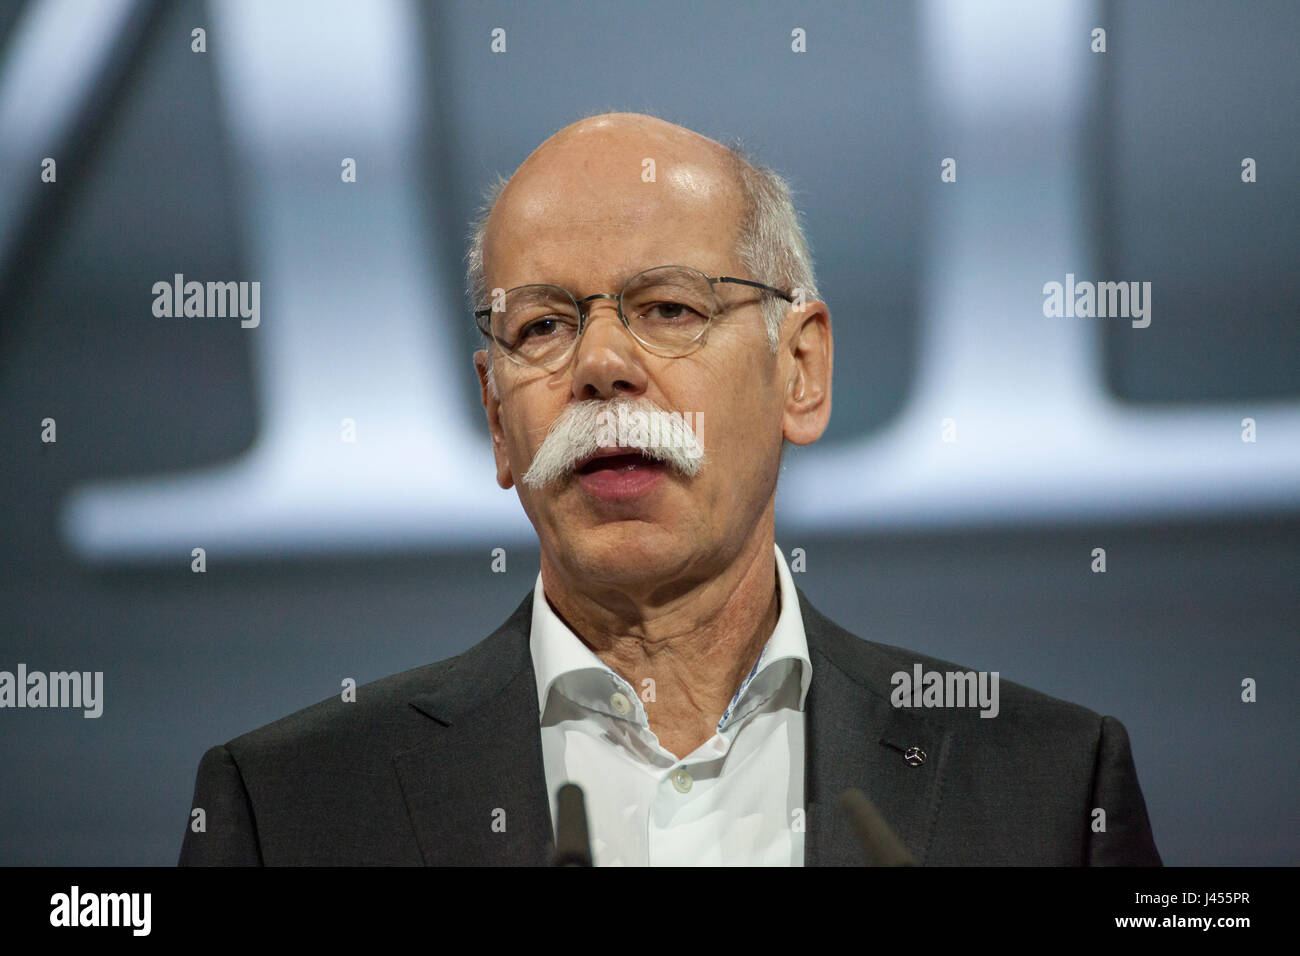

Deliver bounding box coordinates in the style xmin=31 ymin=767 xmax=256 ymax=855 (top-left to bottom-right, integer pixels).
xmin=837 ymin=788 xmax=917 ymax=866
xmin=553 ymin=782 xmax=593 ymax=866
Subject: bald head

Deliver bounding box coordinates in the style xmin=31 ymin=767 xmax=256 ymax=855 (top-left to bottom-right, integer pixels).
xmin=505 ymin=111 xmax=743 ymax=207
xmin=466 ymin=111 xmax=820 ymax=389
xmin=483 ymin=113 xmax=744 ymax=299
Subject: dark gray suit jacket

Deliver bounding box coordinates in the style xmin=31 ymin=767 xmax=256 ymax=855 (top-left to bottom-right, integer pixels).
xmin=178 ymin=588 xmax=1161 ymax=865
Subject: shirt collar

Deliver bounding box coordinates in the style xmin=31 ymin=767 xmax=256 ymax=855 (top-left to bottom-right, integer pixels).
xmin=530 ymin=543 xmax=812 ymax=719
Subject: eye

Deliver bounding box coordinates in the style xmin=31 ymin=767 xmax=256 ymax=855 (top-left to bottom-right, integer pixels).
xmin=643 ymin=301 xmax=703 ymax=321
xmin=520 ymin=317 xmax=560 ymax=339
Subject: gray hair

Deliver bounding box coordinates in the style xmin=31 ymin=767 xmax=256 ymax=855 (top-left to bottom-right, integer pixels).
xmin=466 ymin=133 xmax=819 ymax=396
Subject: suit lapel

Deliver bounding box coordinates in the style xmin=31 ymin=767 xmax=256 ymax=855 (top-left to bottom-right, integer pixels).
xmin=391 ymin=587 xmax=951 ymax=866
xmin=800 ymin=589 xmax=950 ymax=866
xmin=393 ymin=593 xmax=555 ymax=865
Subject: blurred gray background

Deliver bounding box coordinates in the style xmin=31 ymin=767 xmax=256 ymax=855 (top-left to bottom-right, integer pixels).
xmin=0 ymin=0 xmax=1296 ymax=865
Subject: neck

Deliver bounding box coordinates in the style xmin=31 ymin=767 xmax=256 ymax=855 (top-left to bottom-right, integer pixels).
xmin=540 ymin=522 xmax=780 ymax=759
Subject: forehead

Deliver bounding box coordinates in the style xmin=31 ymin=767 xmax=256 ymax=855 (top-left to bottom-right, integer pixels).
xmin=486 ymin=153 xmax=744 ymax=293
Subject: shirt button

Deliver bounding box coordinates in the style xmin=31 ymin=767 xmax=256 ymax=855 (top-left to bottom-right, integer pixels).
xmin=609 ymin=691 xmax=632 ymax=716
xmin=671 ymin=767 xmax=693 ymax=793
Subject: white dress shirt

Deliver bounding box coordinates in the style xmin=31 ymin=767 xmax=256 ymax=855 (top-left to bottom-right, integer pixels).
xmin=530 ymin=543 xmax=812 ymax=866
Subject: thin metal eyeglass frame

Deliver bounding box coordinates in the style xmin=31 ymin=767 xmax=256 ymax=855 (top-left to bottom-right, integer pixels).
xmin=473 ymin=265 xmax=794 ymax=368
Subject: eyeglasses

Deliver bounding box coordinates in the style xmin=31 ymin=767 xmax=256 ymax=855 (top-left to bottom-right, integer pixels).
xmin=474 ymin=264 xmax=793 ymax=370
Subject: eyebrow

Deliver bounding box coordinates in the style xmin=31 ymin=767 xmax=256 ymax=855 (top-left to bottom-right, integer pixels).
xmin=532 ymin=264 xmax=728 ymax=296
xmin=541 ymin=268 xmax=641 ymax=296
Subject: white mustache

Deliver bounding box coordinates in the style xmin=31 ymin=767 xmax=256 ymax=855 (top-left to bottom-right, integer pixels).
xmin=521 ymin=396 xmax=705 ymax=489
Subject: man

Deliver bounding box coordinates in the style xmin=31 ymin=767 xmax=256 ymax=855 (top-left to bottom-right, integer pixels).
xmin=179 ymin=112 xmax=1161 ymax=866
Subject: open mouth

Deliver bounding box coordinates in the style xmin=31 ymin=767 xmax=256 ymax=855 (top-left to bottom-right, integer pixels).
xmin=574 ymin=449 xmax=660 ymax=475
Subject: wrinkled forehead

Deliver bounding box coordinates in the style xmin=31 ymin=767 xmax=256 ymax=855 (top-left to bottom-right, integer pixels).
xmin=485 ymin=148 xmax=745 ymax=292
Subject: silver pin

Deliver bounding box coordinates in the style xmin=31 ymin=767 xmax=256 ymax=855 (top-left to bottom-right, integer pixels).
xmin=903 ymin=746 xmax=926 ymax=767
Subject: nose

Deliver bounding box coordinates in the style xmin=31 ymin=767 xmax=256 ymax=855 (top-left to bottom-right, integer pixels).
xmin=569 ymin=298 xmax=648 ymax=401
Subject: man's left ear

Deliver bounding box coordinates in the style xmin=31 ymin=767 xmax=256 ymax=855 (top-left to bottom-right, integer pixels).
xmin=781 ymin=303 xmax=832 ymax=446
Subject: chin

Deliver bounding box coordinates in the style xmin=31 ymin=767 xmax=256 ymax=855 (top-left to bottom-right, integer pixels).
xmin=557 ymin=523 xmax=685 ymax=577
